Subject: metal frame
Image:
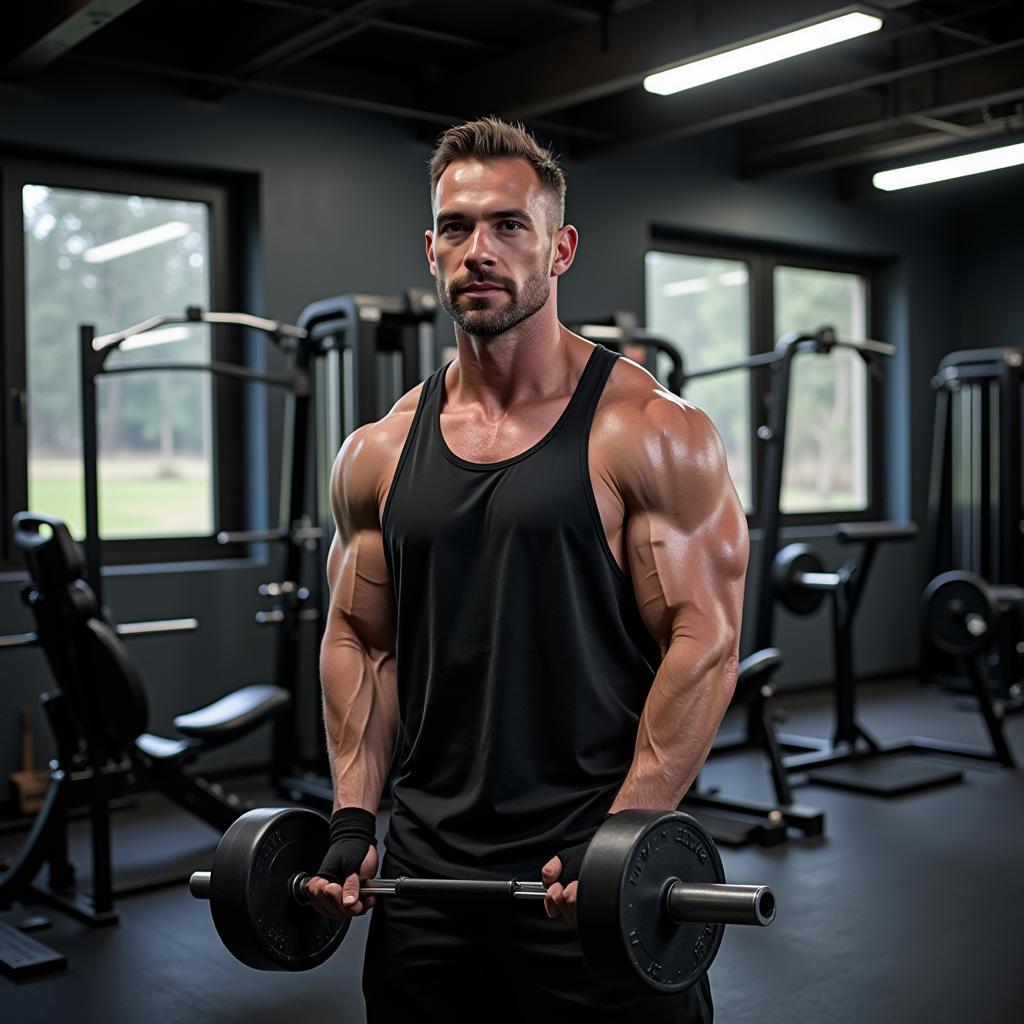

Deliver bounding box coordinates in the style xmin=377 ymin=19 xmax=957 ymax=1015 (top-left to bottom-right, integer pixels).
xmin=79 ymin=306 xmax=308 ymax=607
xmin=925 ymin=348 xmax=1024 ymax=706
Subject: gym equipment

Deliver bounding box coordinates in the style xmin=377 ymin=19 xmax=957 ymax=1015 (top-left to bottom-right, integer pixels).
xmin=81 ymin=305 xmax=326 ymax=805
xmin=925 ymin=348 xmax=1024 ymax=712
xmin=189 ymin=806 xmax=775 ymax=994
xmin=746 ymin=327 xmax=896 ymax=652
xmin=0 ymin=514 xmax=289 ymax=931
xmin=768 ymin=523 xmax=975 ymax=794
xmin=920 ymin=571 xmax=1016 ymax=766
xmin=568 ymin=313 xmax=685 ymax=394
xmin=80 ymin=296 xmax=438 ymax=810
xmin=80 ymin=307 xmax=311 ymax=608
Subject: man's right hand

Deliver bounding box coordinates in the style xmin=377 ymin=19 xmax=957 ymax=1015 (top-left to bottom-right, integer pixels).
xmin=305 ymin=806 xmax=379 ymax=919
xmin=306 ymin=843 xmax=379 ymax=919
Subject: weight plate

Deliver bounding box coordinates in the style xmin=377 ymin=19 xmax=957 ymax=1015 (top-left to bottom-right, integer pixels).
xmin=577 ymin=810 xmax=725 ymax=995
xmin=772 ymin=544 xmax=827 ymax=616
xmin=209 ymin=807 xmax=348 ymax=971
xmin=922 ymin=571 xmax=999 ymax=657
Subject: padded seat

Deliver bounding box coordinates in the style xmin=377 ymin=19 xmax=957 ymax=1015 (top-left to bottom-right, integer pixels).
xmin=136 ymin=733 xmax=193 ymax=761
xmin=173 ymin=684 xmax=291 ymax=742
xmin=737 ymin=648 xmax=782 ymax=689
xmin=836 ymin=520 xmax=917 ymax=544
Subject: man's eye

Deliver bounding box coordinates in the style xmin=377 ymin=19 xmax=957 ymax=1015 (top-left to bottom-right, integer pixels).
xmin=440 ymin=223 xmax=465 ymax=235
xmin=500 ymin=220 xmax=524 ymax=231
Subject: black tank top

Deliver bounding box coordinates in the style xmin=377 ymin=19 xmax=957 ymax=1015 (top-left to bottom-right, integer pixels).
xmin=381 ymin=344 xmax=661 ymax=879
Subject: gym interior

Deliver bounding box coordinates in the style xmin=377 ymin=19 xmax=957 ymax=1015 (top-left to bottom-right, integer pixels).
xmin=1 ymin=1 xmax=1023 ymax=1021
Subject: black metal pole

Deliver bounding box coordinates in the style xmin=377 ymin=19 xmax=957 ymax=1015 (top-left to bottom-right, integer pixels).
xmin=80 ymin=324 xmax=102 ymax=606
xmin=925 ymin=384 xmax=951 ymax=582
xmin=753 ymin=349 xmax=796 ymax=651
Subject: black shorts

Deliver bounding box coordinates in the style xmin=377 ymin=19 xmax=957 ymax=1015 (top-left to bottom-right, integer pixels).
xmin=361 ymin=852 xmax=713 ymax=1024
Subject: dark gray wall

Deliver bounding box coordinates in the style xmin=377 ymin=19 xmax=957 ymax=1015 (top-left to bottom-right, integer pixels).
xmin=0 ymin=61 xmax=989 ymax=797
xmin=954 ymin=173 xmax=1024 ymax=347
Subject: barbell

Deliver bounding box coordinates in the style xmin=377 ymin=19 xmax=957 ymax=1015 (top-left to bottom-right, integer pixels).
xmin=189 ymin=807 xmax=775 ymax=996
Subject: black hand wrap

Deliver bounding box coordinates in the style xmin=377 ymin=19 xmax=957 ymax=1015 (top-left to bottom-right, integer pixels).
xmin=555 ymin=813 xmax=614 ymax=886
xmin=315 ymin=807 xmax=377 ymax=885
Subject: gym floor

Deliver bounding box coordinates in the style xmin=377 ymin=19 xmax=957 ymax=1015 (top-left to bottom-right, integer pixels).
xmin=2 ymin=679 xmax=1021 ymax=1024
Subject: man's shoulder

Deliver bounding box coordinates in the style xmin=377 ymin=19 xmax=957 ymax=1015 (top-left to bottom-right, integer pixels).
xmin=593 ymin=354 xmax=736 ymax=522
xmin=595 ymin=353 xmax=719 ymax=456
xmin=331 ymin=380 xmax=428 ymax=519
xmin=343 ymin=381 xmax=426 ymax=465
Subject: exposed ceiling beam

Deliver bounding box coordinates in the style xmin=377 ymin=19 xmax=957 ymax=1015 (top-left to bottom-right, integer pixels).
xmin=618 ymin=32 xmax=1024 ymax=151
xmin=195 ymin=0 xmax=388 ymax=101
xmin=73 ymin=55 xmax=612 ymax=142
xmin=239 ymin=0 xmax=498 ymax=50
xmin=741 ymin=49 xmax=1024 ymax=178
xmin=427 ymin=0 xmax=923 ymax=120
xmin=1 ymin=0 xmax=144 ymax=78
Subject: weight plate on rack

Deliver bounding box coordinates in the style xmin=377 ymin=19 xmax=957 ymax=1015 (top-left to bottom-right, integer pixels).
xmin=922 ymin=570 xmax=999 ymax=657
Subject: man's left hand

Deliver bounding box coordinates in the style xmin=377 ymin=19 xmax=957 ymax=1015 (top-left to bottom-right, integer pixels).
xmin=541 ymin=832 xmax=594 ymax=926
xmin=540 ymin=855 xmax=579 ymax=925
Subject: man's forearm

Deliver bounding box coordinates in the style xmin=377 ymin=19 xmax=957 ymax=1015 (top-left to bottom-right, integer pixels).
xmin=320 ymin=636 xmax=399 ymax=812
xmin=609 ymin=637 xmax=738 ymax=813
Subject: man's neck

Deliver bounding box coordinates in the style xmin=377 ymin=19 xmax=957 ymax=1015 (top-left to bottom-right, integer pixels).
xmin=448 ymin=302 xmax=581 ymax=414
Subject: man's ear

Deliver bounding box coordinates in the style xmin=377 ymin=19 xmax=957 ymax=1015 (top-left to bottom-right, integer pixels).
xmin=551 ymin=224 xmax=578 ymax=278
xmin=425 ymin=229 xmax=437 ymax=277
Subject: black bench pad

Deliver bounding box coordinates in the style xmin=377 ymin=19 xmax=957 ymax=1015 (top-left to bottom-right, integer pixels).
xmin=173 ymin=684 xmax=290 ymax=741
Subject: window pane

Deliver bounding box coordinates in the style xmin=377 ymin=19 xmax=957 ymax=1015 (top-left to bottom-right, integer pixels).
xmin=23 ymin=186 xmax=214 ymax=539
xmin=774 ymin=265 xmax=869 ymax=514
xmin=645 ymin=251 xmax=752 ymax=509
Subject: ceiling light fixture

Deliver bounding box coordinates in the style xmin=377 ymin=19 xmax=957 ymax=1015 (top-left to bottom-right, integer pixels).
xmin=873 ymin=141 xmax=1024 ymax=191
xmin=644 ymin=11 xmax=883 ymax=96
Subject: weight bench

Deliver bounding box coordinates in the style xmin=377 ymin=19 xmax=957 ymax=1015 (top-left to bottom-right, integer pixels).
xmin=0 ymin=513 xmax=290 ymax=935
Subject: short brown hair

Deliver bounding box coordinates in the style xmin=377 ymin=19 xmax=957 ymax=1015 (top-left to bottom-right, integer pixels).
xmin=429 ymin=116 xmax=567 ymax=229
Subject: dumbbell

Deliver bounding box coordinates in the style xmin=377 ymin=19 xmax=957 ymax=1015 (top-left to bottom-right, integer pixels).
xmin=189 ymin=807 xmax=776 ymax=995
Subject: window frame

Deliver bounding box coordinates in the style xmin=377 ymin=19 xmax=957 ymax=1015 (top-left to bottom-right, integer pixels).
xmin=1 ymin=157 xmax=247 ymax=570
xmin=647 ymin=228 xmax=886 ymax=528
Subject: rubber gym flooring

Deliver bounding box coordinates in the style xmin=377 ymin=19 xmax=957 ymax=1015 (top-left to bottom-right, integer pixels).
xmin=2 ymin=678 xmax=1022 ymax=1024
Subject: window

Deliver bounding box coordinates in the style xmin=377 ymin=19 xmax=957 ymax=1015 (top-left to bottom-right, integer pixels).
xmin=774 ymin=265 xmax=869 ymax=513
xmin=2 ymin=162 xmax=243 ymax=569
xmin=646 ymin=237 xmax=878 ymax=523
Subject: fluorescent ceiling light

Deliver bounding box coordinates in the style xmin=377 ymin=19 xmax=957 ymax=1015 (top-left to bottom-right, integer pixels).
xmin=873 ymin=141 xmax=1024 ymax=191
xmin=120 ymin=326 xmax=191 ymax=352
xmin=83 ymin=221 xmax=191 ymax=264
xmin=644 ymin=11 xmax=883 ymax=96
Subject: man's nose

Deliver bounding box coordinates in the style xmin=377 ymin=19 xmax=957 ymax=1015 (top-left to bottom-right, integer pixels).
xmin=464 ymin=226 xmax=496 ymax=269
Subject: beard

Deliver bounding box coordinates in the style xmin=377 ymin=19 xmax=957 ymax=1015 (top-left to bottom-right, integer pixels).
xmin=437 ymin=260 xmax=551 ymax=337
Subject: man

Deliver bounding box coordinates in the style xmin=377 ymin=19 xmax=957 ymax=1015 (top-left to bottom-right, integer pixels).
xmin=307 ymin=117 xmax=748 ymax=1022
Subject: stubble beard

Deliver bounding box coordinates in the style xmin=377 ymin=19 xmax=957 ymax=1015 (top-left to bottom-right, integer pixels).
xmin=437 ymin=261 xmax=552 ymax=338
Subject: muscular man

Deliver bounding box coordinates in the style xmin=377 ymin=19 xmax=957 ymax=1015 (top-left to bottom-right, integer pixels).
xmin=307 ymin=117 xmax=748 ymax=1022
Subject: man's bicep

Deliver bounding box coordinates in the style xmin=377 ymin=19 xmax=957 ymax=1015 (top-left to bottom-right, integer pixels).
xmin=325 ymin=527 xmax=395 ymax=656
xmin=623 ymin=406 xmax=748 ymax=655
